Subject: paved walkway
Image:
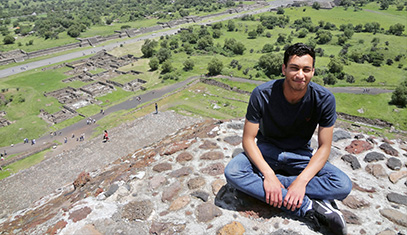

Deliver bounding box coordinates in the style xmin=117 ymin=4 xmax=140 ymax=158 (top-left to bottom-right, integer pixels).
xmin=0 ymin=76 xmax=200 ymax=161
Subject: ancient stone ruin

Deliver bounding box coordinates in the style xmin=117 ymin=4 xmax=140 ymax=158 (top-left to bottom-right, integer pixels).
xmin=39 ymin=51 xmax=146 ymax=124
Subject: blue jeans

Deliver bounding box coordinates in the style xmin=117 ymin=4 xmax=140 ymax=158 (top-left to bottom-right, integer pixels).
xmin=224 ymin=142 xmax=352 ymax=217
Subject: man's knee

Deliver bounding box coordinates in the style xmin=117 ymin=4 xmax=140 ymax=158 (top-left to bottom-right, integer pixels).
xmin=335 ymin=172 xmax=353 ymax=200
xmin=224 ymin=153 xmax=247 ymax=183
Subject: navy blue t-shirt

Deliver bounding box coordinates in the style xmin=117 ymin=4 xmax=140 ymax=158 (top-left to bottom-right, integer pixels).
xmin=246 ymin=79 xmax=336 ymax=151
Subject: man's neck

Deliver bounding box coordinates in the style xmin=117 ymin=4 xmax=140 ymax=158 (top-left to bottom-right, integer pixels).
xmin=282 ymin=81 xmax=307 ymax=104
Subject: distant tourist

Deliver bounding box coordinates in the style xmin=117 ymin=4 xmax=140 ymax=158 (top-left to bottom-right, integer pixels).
xmin=155 ymin=103 xmax=158 ymax=114
xmin=103 ymin=130 xmax=109 ymax=143
xmin=64 ymin=137 xmax=67 ymax=144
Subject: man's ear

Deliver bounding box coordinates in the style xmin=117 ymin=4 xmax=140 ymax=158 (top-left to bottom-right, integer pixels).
xmin=282 ymin=64 xmax=286 ymax=76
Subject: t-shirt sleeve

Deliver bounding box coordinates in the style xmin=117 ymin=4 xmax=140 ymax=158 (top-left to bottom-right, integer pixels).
xmin=319 ymin=93 xmax=337 ymax=127
xmin=246 ymin=87 xmax=262 ymax=124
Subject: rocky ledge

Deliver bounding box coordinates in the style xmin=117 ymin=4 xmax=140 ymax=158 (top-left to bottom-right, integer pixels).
xmin=0 ymin=118 xmax=406 ymax=235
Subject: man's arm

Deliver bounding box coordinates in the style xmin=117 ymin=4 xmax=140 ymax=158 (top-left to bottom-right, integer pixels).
xmin=242 ymin=119 xmax=285 ymax=208
xmin=283 ymin=125 xmax=334 ymax=211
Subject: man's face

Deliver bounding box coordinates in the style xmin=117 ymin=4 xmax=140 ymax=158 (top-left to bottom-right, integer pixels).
xmin=282 ymin=54 xmax=315 ymax=92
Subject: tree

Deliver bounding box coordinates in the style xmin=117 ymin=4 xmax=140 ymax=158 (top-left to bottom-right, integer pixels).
xmin=3 ymin=35 xmax=15 ymax=44
xmin=262 ymin=43 xmax=274 ymax=53
xmin=67 ymin=26 xmax=80 ymax=37
xmin=390 ymin=79 xmax=407 ymax=107
xmin=149 ymin=57 xmax=159 ymax=71
xmin=316 ymin=30 xmax=332 ymax=44
xmin=328 ymin=57 xmax=343 ymax=73
xmin=257 ymin=53 xmax=283 ymax=77
xmin=207 ymin=58 xmax=223 ymax=76
xmin=183 ymin=59 xmax=194 ymax=71
xmin=248 ymin=30 xmax=257 ymax=39
xmin=161 ymin=60 xmax=173 ymax=74
xmin=312 ymin=2 xmax=321 ymax=10
xmin=197 ymin=35 xmax=213 ymax=51
xmin=212 ymin=29 xmax=222 ymax=39
xmin=298 ymin=28 xmax=308 ymax=38
xmin=366 ymin=75 xmax=376 ymax=83
xmin=256 ymin=24 xmax=264 ymax=35
xmin=388 ymin=23 xmax=405 ymax=36
xmin=156 ymin=48 xmax=171 ymax=63
xmin=227 ymin=20 xmax=235 ymax=32
xmin=346 ymin=74 xmax=355 ymax=83
xmin=141 ymin=39 xmax=158 ymax=58
xmin=277 ymin=7 xmax=285 ymax=14
xmin=323 ymin=74 xmax=337 ymax=85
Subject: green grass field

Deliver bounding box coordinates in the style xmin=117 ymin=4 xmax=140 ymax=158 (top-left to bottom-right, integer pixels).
xmin=1 ymin=2 xmax=406 ymax=150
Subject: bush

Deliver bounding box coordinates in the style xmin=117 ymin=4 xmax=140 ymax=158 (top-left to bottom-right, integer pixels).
xmin=366 ymin=75 xmax=376 ymax=83
xmin=183 ymin=59 xmax=194 ymax=71
xmin=161 ymin=61 xmax=173 ymax=74
xmin=207 ymin=58 xmax=223 ymax=76
xmin=3 ymin=35 xmax=15 ymax=44
xmin=323 ymin=74 xmax=337 ymax=85
xmin=149 ymin=57 xmax=159 ymax=71
xmin=390 ymin=79 xmax=407 ymax=107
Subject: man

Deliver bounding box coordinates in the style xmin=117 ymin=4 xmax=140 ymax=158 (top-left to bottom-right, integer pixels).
xmin=224 ymin=43 xmax=352 ymax=235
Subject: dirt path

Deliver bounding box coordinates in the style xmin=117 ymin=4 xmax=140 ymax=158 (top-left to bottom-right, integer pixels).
xmin=0 ymin=111 xmax=202 ymax=216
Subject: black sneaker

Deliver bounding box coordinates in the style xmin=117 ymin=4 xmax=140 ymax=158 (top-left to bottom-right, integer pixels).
xmin=307 ymin=199 xmax=347 ymax=235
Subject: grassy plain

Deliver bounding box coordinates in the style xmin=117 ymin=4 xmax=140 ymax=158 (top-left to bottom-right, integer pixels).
xmin=0 ymin=2 xmax=406 ymax=150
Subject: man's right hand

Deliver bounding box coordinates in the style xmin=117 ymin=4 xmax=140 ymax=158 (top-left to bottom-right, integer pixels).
xmin=263 ymin=174 xmax=284 ymax=208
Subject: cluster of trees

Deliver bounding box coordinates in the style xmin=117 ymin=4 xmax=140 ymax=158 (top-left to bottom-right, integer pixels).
xmin=0 ymin=0 xmax=240 ymax=40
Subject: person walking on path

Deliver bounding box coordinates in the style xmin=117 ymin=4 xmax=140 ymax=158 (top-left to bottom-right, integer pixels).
xmin=155 ymin=103 xmax=158 ymax=114
xmin=103 ymin=130 xmax=109 ymax=143
xmin=224 ymin=43 xmax=352 ymax=235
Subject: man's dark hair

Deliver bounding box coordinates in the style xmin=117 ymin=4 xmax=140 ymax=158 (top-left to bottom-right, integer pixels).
xmin=283 ymin=43 xmax=315 ymax=67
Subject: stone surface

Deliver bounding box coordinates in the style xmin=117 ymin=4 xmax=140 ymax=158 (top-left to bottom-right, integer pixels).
xmin=386 ymin=157 xmax=402 ymax=170
xmin=169 ymin=195 xmax=191 ymax=211
xmin=200 ymin=163 xmax=225 ymax=176
xmin=363 ymin=151 xmax=386 ymax=163
xmin=1 ymin=116 xmax=407 ymax=235
xmin=211 ymin=179 xmax=226 ymax=196
xmin=176 ymin=152 xmax=193 ymax=163
xmin=342 ymin=210 xmax=361 ymax=225
xmin=333 ymin=129 xmax=352 ymax=142
xmin=386 ymin=192 xmax=407 ymax=206
xmin=149 ymin=175 xmax=167 ymax=189
xmin=191 ymin=190 xmax=209 ymax=202
xmin=380 ymin=209 xmax=407 ymax=227
xmin=122 ymin=200 xmax=153 ymax=221
xmin=341 ymin=154 xmax=361 ymax=170
xmin=223 ymin=136 xmax=242 ymax=146
xmin=389 ymin=170 xmax=407 ymax=183
xmin=342 ymin=195 xmax=370 ymax=209
xmin=187 ymin=177 xmax=206 ymax=190
xmin=379 ymin=143 xmax=399 ymax=156
xmin=73 ymin=171 xmax=91 ymax=189
xmin=68 ymin=206 xmax=92 ymax=222
xmin=196 ymin=202 xmax=222 ymax=222
xmin=217 ymin=221 xmax=245 ymax=235
xmin=200 ymin=151 xmax=224 ymax=160
xmin=104 ymin=183 xmax=119 ymax=198
xmin=149 ymin=220 xmax=186 ymax=234
xmin=345 ymin=140 xmax=373 ymax=154
xmin=365 ymin=164 xmax=387 ymax=178
xmin=153 ymin=162 xmax=172 ymax=172
xmin=199 ymin=140 xmax=219 ymax=149
xmin=162 ymin=181 xmax=182 ymax=202
xmin=169 ymin=166 xmax=192 ymax=178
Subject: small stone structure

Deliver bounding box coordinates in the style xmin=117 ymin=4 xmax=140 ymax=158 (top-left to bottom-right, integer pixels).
xmin=38 ymin=107 xmax=78 ymax=125
xmin=80 ymin=81 xmax=116 ymax=97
